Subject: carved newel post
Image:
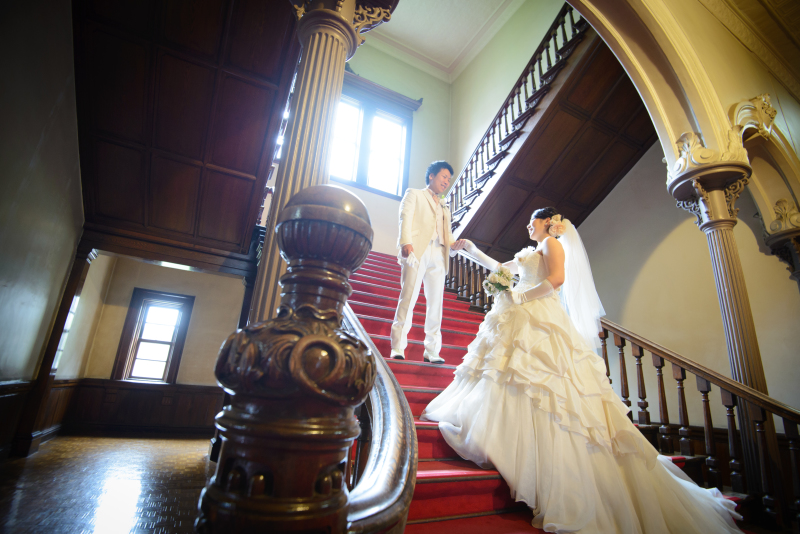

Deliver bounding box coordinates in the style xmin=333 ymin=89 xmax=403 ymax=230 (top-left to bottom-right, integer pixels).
xmin=197 ymin=185 xmax=375 ymax=533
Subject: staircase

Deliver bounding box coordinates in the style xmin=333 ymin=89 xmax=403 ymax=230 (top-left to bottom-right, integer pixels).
xmin=351 ymin=250 xmax=537 ymax=531
xmin=349 ymin=250 xmax=771 ymax=533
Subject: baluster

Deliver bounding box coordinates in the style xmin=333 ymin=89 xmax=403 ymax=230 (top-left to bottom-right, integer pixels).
xmin=515 ymin=85 xmax=523 ymax=115
xmin=632 ymin=344 xmax=649 ymax=425
xmin=672 ymin=363 xmax=691 ymax=456
xmin=480 ymin=138 xmax=486 ymax=175
xmin=750 ymin=404 xmax=777 ymax=520
xmin=560 ymin=14 xmax=568 ymax=46
xmin=469 ymin=163 xmax=475 ymax=192
xmin=470 ymin=262 xmax=479 ymax=308
xmin=552 ymin=29 xmax=560 ymax=59
xmin=503 ymin=106 xmax=510 ymax=136
xmin=492 ymin=117 xmax=499 ymax=155
xmin=537 ymin=54 xmax=544 ymax=86
xmin=613 ymin=334 xmax=631 ymax=418
xmin=568 ymin=7 xmax=577 ymax=38
xmin=459 ymin=180 xmax=464 ymax=207
xmin=460 ymin=259 xmax=469 ymax=300
xmin=599 ymin=329 xmax=611 ymax=384
xmin=697 ymin=377 xmax=720 ymax=490
xmin=466 ymin=260 xmax=474 ymax=301
xmin=522 ymin=66 xmax=530 ymax=102
xmin=653 ymin=355 xmax=673 ymax=454
xmin=721 ymin=389 xmax=745 ymax=493
xmin=783 ymin=418 xmax=800 ymax=529
xmin=476 ymin=267 xmax=485 ymax=310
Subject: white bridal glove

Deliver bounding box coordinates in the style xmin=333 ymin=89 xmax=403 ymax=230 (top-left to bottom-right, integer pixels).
xmin=463 ymin=240 xmax=500 ymax=271
xmin=511 ymin=279 xmax=554 ymax=305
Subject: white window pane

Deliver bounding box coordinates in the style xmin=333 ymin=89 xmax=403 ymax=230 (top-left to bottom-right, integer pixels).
xmin=136 ymin=342 xmax=170 ymax=362
xmin=367 ymin=113 xmax=405 ymax=195
xmin=141 ymin=323 xmax=176 ymax=342
xmin=329 ymin=100 xmax=362 ymax=181
xmin=130 ymin=358 xmax=167 ymax=380
xmin=146 ymin=306 xmax=179 ymax=327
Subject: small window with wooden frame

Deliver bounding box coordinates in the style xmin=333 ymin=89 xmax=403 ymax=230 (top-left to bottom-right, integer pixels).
xmin=112 ymin=288 xmax=194 ymax=383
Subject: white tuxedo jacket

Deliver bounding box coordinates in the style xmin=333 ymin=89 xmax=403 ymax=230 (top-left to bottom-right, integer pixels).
xmin=397 ymin=188 xmax=455 ymax=273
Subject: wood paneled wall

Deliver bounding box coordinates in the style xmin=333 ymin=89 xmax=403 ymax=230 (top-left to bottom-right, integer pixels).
xmin=62 ymin=379 xmax=223 ymax=436
xmin=0 ymin=382 xmax=33 ymax=459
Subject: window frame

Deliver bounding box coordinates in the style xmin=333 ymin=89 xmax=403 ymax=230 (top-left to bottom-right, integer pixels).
xmin=111 ymin=288 xmax=195 ymax=384
xmin=329 ymin=72 xmax=420 ymax=200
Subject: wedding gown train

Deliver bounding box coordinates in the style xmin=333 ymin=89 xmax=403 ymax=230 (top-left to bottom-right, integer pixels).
xmin=421 ymin=247 xmax=741 ymax=533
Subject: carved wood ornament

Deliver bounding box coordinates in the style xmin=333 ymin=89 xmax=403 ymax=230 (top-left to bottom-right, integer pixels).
xmin=197 ymin=185 xmax=375 ymax=533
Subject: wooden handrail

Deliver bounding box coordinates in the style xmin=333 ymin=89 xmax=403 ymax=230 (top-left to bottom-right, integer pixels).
xmin=343 ymin=304 xmax=418 ymax=533
xmin=601 ymin=318 xmax=800 ymax=424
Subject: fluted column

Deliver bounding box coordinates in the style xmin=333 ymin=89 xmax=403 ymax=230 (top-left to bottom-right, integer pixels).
xmin=672 ymin=154 xmax=778 ymax=494
xmin=250 ymin=1 xmax=391 ymax=323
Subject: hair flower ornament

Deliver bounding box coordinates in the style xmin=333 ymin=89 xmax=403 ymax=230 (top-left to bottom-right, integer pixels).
xmin=548 ymin=214 xmax=566 ymax=238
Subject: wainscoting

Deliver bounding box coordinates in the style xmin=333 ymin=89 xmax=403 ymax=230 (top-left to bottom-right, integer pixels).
xmin=0 ymin=381 xmax=33 ymax=459
xmin=62 ymin=379 xmax=224 ymax=437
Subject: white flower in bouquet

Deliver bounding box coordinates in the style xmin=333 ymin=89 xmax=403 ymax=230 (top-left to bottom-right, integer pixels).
xmin=483 ymin=265 xmax=513 ymax=296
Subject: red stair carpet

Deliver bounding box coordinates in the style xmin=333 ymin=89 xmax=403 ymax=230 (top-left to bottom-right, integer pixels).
xmin=351 ymin=251 xmax=542 ymax=531
xmin=350 ymin=251 xmax=745 ymax=533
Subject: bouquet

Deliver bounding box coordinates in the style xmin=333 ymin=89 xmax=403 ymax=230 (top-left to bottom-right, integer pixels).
xmin=482 ymin=264 xmax=513 ymax=296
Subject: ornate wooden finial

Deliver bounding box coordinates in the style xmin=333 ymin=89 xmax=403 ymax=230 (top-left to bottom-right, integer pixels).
xmin=197 ymin=185 xmax=375 ymax=533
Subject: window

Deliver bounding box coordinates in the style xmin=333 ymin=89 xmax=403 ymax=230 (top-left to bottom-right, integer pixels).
xmin=328 ymin=72 xmax=420 ymax=199
xmin=112 ymin=289 xmax=194 ymax=383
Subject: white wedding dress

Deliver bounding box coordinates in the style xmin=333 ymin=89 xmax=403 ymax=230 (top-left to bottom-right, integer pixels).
xmin=421 ymin=246 xmax=742 ymax=533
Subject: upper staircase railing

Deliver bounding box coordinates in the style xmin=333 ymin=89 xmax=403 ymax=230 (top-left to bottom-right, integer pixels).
xmin=447 ymin=3 xmax=588 ymax=230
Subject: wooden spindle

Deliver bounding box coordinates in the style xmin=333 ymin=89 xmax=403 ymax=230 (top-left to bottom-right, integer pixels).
xmin=672 ymin=363 xmax=691 ymax=457
xmin=598 ymin=329 xmax=611 ymax=384
xmin=460 ymin=259 xmax=469 ymax=300
xmin=653 ymin=355 xmax=673 ymax=454
xmin=612 ymin=334 xmax=631 ymax=418
xmin=631 ymin=344 xmax=649 ymax=425
xmin=721 ymin=389 xmax=745 ymax=493
xmin=544 ymin=40 xmax=552 ymax=70
xmin=522 ymin=67 xmax=530 ymax=101
xmin=503 ymin=108 xmax=510 ymax=137
xmin=476 ymin=267 xmax=485 ymax=310
xmin=750 ymin=403 xmax=777 ymax=520
xmin=783 ymin=418 xmax=800 ymax=529
xmin=697 ymin=377 xmax=720 ymax=490
xmin=560 ymin=18 xmax=568 ymax=49
xmin=568 ymin=7 xmax=577 ymax=38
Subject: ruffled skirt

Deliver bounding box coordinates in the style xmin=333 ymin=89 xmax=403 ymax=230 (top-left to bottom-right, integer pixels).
xmin=421 ymin=293 xmax=741 ymax=533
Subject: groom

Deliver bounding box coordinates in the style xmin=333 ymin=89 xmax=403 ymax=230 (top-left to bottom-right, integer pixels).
xmin=391 ymin=161 xmax=466 ymax=363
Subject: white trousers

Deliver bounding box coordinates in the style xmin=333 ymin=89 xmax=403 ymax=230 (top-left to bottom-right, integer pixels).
xmin=391 ymin=238 xmax=447 ymax=357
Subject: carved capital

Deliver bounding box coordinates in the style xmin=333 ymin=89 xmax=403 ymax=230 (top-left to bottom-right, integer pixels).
xmin=352 ymin=5 xmax=392 ymax=46
xmin=765 ymin=229 xmax=800 ymax=290
xmin=732 ymin=94 xmax=777 ymax=141
xmin=670 ymin=131 xmax=750 ymax=182
xmin=769 ymin=198 xmax=800 ymax=233
xmin=291 ymin=0 xmax=393 ymax=54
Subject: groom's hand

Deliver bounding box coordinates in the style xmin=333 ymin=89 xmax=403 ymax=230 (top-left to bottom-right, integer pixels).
xmin=450 ymin=239 xmax=468 ymax=251
xmin=401 ymin=244 xmax=414 ymax=258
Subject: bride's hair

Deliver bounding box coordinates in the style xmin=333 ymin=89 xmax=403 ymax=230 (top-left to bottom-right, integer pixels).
xmin=532 ymin=206 xmax=559 ymax=220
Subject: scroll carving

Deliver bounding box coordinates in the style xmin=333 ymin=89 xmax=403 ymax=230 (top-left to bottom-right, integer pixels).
xmin=724 ymin=176 xmax=750 ymax=218
xmin=770 ymin=199 xmax=800 ymax=232
xmin=353 ymin=6 xmax=392 ymax=45
xmin=198 ymin=185 xmax=375 ymax=533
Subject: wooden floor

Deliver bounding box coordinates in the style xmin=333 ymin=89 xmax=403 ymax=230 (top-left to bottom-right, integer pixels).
xmin=0 ymin=436 xmax=212 ymax=533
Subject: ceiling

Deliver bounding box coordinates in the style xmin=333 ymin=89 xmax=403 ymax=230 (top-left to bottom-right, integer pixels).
xmin=369 ymin=0 xmax=525 ymax=82
xmin=72 ymin=0 xmax=300 ymax=260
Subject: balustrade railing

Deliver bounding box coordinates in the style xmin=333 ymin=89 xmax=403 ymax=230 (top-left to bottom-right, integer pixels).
xmin=600 ymin=319 xmax=800 ymax=529
xmin=447 ymin=3 xmax=588 ymax=230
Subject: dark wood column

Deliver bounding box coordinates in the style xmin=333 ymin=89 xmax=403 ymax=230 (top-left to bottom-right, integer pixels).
xmin=12 ymin=242 xmax=97 ymax=457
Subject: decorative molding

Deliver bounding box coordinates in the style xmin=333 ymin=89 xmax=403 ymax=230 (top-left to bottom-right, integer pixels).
xmin=770 ymin=198 xmax=800 ymax=232
xmin=677 ymin=179 xmax=712 ymax=226
xmin=343 ymin=71 xmax=422 ymax=113
xmin=724 ymin=175 xmax=750 ymax=218
xmin=670 ymin=130 xmax=751 ymax=181
xmin=352 ymin=6 xmax=392 ymax=46
xmin=696 ymin=0 xmax=800 ymax=101
xmin=732 ymin=93 xmax=777 ymax=140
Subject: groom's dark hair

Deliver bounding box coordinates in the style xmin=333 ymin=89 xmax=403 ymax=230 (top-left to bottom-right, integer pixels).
xmin=425 ymin=161 xmax=454 ymax=184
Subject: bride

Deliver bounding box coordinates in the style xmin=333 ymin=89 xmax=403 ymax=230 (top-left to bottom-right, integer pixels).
xmin=420 ymin=207 xmax=742 ymax=533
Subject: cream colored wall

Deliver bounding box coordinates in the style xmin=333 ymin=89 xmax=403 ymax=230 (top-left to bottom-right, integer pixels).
xmin=54 ymin=254 xmax=117 ymax=380
xmin=0 ymin=0 xmax=84 ymax=380
xmin=83 ymin=257 xmax=244 ymax=386
xmin=344 ymin=42 xmax=452 ymax=254
xmin=449 ymin=0 xmax=564 ymax=171
xmin=580 ymin=143 xmax=800 ymax=429
xmin=664 ymin=0 xmax=799 ymax=155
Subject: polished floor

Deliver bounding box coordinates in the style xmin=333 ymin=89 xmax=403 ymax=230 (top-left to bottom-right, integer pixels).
xmin=0 ymin=436 xmax=213 ymax=533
